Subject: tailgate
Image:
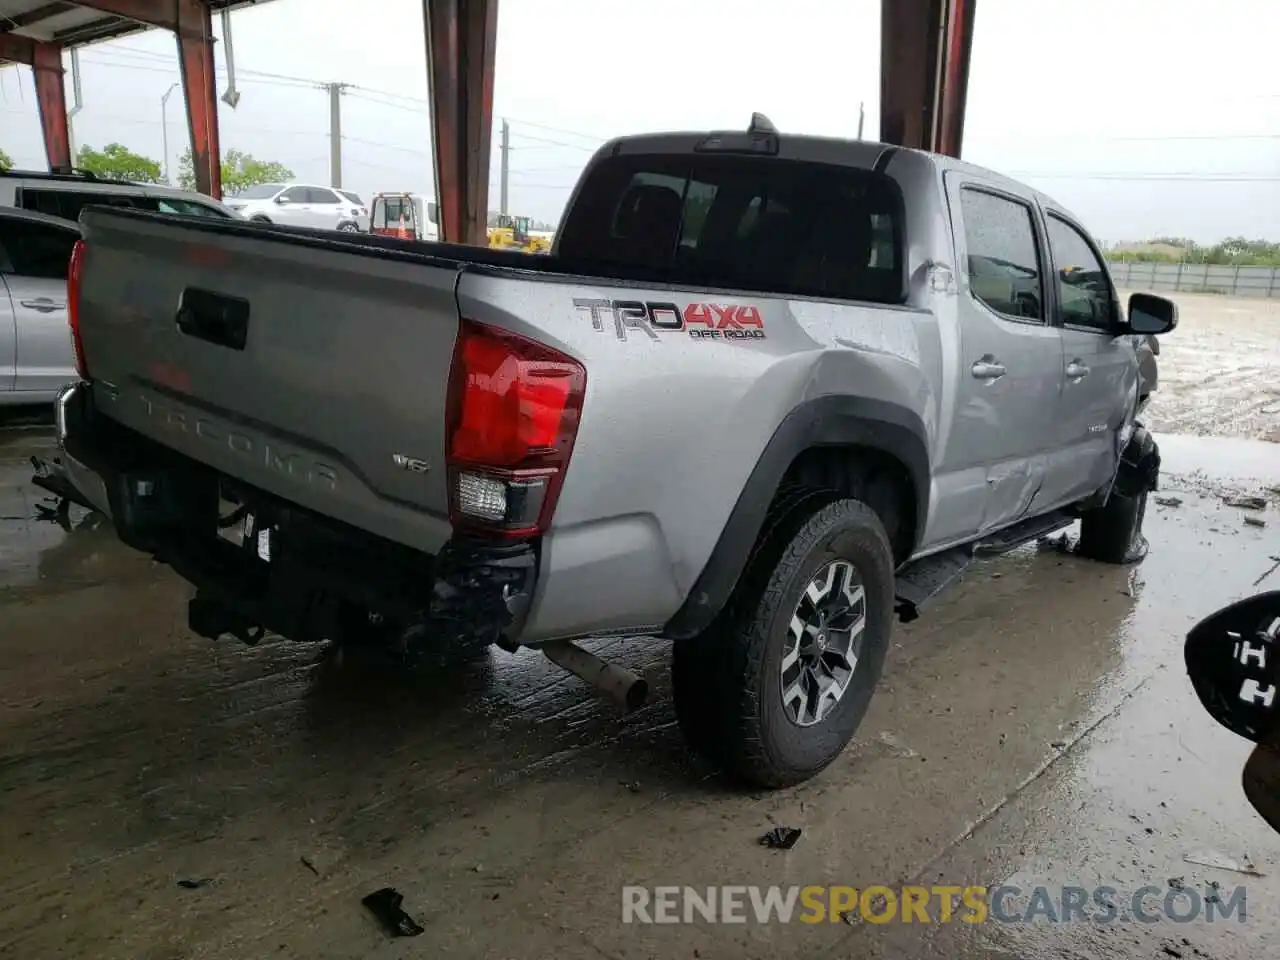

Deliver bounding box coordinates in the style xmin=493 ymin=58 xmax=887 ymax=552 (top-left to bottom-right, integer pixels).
xmin=76 ymin=209 xmax=461 ymax=555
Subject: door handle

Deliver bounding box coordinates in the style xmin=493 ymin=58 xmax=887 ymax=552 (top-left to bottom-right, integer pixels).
xmin=971 ymin=357 xmax=1007 ymax=381
xmin=1066 ymin=360 xmax=1091 ymax=380
xmin=20 ymin=298 xmax=65 ymax=313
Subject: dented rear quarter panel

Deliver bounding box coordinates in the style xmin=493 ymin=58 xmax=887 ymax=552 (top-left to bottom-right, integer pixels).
xmin=464 ymin=150 xmax=958 ymax=643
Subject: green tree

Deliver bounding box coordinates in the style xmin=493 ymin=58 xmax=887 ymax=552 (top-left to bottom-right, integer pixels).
xmin=0 ymin=148 xmax=11 ymax=172
xmin=76 ymin=142 xmax=162 ymax=182
xmin=178 ymin=148 xmax=294 ymax=195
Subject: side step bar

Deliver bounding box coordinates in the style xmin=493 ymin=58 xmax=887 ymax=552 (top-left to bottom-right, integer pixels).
xmin=894 ymin=509 xmax=1075 ymax=622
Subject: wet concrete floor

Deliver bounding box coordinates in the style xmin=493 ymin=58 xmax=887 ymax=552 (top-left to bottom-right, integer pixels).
xmin=2 ymin=423 xmax=1279 ymax=959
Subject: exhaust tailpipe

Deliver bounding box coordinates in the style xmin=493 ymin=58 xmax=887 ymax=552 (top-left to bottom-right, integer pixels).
xmin=543 ymin=641 xmax=648 ymax=712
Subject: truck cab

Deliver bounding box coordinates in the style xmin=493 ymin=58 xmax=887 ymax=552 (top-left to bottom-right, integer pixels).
xmin=369 ymin=192 xmax=439 ymax=241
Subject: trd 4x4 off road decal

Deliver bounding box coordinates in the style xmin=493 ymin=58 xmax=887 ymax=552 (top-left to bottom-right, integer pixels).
xmin=573 ymin=298 xmax=766 ymax=342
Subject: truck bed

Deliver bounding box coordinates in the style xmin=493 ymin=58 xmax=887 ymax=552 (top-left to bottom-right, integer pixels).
xmin=75 ymin=209 xmax=569 ymax=557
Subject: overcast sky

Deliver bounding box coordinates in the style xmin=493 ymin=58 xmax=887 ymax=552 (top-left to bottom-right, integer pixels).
xmin=2 ymin=0 xmax=1278 ymax=241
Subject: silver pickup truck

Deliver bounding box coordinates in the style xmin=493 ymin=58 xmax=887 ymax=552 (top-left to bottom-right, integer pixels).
xmin=54 ymin=117 xmax=1175 ymax=788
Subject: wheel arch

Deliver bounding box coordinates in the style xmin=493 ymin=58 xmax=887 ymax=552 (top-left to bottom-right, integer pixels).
xmin=661 ymin=395 xmax=930 ymax=641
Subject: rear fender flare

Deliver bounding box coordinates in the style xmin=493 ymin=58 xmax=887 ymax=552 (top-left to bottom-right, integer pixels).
xmin=661 ymin=396 xmax=930 ymax=640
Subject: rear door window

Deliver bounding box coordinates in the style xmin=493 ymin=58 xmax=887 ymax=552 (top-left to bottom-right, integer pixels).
xmin=0 ymin=218 xmax=79 ymax=279
xmin=556 ymin=154 xmax=905 ymax=304
xmin=958 ymin=188 xmax=1044 ymax=322
xmin=305 ymin=187 xmax=341 ymax=205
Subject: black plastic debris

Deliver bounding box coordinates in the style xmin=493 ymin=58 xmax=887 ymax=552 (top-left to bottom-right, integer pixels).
xmin=177 ymin=878 xmax=213 ymax=889
xmin=1225 ymin=495 xmax=1267 ymax=511
xmin=362 ymin=887 xmax=424 ymax=938
xmin=759 ymin=826 xmax=802 ymax=850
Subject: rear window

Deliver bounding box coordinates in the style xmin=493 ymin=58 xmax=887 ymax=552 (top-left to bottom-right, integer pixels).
xmin=373 ymin=196 xmax=414 ymax=229
xmin=339 ymin=190 xmax=364 ymax=206
xmin=19 ymin=188 xmax=230 ymax=222
xmin=556 ymin=154 xmax=905 ymax=304
xmin=19 ymin=188 xmax=144 ymax=222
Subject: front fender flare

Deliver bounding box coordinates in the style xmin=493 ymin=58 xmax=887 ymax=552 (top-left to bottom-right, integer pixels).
xmin=661 ymin=396 xmax=930 ymax=641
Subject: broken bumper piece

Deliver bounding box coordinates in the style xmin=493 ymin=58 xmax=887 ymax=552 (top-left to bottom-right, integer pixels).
xmin=55 ymin=380 xmax=537 ymax=650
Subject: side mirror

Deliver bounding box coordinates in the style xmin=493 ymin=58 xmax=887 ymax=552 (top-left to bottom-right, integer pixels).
xmin=1185 ymin=591 xmax=1280 ymax=743
xmin=274 ymin=195 xmax=289 ymax=204
xmin=1127 ymin=292 xmax=1177 ymax=335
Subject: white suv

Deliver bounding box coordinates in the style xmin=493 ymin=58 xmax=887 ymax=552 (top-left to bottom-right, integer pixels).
xmin=224 ymin=183 xmax=369 ymax=232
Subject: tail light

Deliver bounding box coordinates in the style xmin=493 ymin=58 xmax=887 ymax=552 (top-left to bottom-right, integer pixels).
xmin=445 ymin=319 xmax=586 ymax=538
xmin=67 ymin=238 xmax=89 ymax=379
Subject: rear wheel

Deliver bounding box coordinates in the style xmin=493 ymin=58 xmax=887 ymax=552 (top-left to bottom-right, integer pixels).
xmin=673 ymin=490 xmax=895 ymax=788
xmin=337 ymin=221 xmax=361 ymax=233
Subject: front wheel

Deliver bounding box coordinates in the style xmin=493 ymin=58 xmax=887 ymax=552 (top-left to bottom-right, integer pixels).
xmin=673 ymin=491 xmax=896 ymax=788
xmin=1078 ymin=426 xmax=1159 ymax=565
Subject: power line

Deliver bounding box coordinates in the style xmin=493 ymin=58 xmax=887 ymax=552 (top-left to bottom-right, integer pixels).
xmin=508 ymin=132 xmax=600 ymax=151
xmin=982 ymin=131 xmax=1280 ymax=143
xmin=1013 ymin=172 xmax=1280 ymax=182
xmin=340 ymin=134 xmax=430 ymax=157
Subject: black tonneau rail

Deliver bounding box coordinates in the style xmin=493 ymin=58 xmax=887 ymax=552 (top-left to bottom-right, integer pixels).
xmin=77 ymin=205 xmax=564 ymax=276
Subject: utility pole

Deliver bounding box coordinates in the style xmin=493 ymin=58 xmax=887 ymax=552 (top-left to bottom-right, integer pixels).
xmin=66 ymin=49 xmax=83 ymax=164
xmin=326 ymin=82 xmax=348 ymax=189
xmin=499 ymin=119 xmax=510 ymax=216
xmin=857 ymin=102 xmax=865 ymax=140
xmin=161 ymin=82 xmax=180 ymax=184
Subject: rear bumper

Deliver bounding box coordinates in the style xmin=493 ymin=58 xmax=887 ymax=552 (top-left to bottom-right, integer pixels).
xmin=57 ymin=382 xmax=537 ymax=648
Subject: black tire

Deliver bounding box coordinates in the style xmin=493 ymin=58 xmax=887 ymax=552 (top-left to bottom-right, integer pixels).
xmin=1078 ymin=487 xmax=1149 ymax=564
xmin=672 ymin=489 xmax=896 ymax=788
xmin=1078 ymin=426 xmax=1157 ymax=565
xmin=337 ymin=221 xmax=361 ymax=233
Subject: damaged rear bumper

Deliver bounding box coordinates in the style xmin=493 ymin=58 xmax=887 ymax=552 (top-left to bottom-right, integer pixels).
xmin=55 ymin=382 xmax=536 ymax=649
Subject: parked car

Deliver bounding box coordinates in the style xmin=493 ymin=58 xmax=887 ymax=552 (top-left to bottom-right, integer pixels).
xmin=52 ymin=116 xmax=1176 ymax=788
xmin=336 ymin=190 xmax=372 ymax=232
xmin=1 ymin=168 xmax=238 ymax=222
xmin=224 ymin=183 xmax=368 ymax=232
xmin=0 ymin=207 xmax=79 ymax=405
xmin=369 ymin=191 xmax=438 ymax=241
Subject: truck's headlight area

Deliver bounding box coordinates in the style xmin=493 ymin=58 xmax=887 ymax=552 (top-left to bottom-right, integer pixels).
xmin=445 ymin=319 xmax=585 ymax=539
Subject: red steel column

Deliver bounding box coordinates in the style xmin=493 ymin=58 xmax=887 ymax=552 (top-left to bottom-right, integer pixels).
xmin=423 ymin=0 xmax=499 ymax=245
xmin=174 ymin=0 xmax=221 ymax=198
xmin=56 ymin=0 xmax=224 ymax=195
xmin=0 ymin=35 xmax=70 ymax=171
xmin=33 ymin=42 xmax=72 ymax=171
xmin=935 ymin=0 xmax=976 ymax=158
xmin=879 ymin=0 xmax=976 ymax=157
